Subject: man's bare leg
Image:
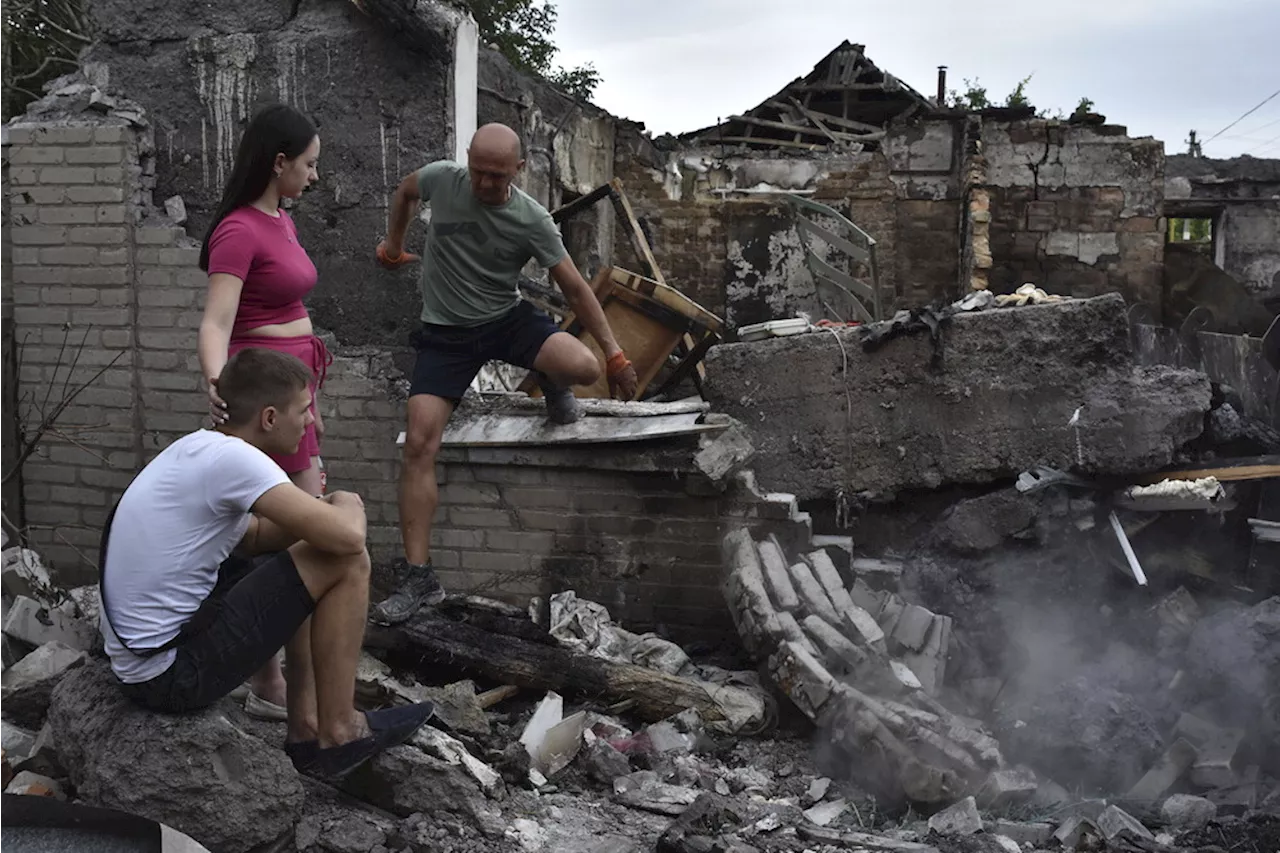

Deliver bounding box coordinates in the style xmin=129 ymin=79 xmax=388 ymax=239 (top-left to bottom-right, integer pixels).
xmin=532 ymin=332 xmax=601 ymax=389
xmin=249 ymin=457 xmax=322 ymax=708
xmin=283 ymin=616 xmax=318 ymax=745
xmin=371 ymin=395 xmax=452 ymax=625
xmin=287 ymin=540 xmax=372 ymax=746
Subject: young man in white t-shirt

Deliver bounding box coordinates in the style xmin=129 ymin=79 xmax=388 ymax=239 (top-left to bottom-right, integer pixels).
xmin=99 ymin=347 xmax=433 ymax=781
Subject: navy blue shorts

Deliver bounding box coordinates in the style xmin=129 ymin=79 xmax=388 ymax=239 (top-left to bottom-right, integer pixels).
xmin=118 ymin=551 xmax=315 ymax=713
xmin=410 ymin=300 xmax=561 ymax=401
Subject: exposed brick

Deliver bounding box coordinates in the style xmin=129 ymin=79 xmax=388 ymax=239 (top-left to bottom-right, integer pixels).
xmin=39 ymin=166 xmax=97 ymax=184
xmin=15 ymin=186 xmax=65 ymax=204
xmin=486 ymin=529 xmax=555 ymax=552
xmin=95 ymin=205 xmax=127 ymax=224
xmin=450 ymin=507 xmax=514 ymax=528
xmin=136 ymin=227 xmax=184 ymax=245
xmin=68 ymin=267 xmax=129 ymax=286
xmin=49 ymin=485 xmax=108 ymax=506
xmin=9 ymin=226 xmax=66 ymax=245
xmin=12 ymin=266 xmax=66 ymax=285
xmin=10 ymin=247 xmax=40 ymax=265
xmin=69 ymin=226 xmax=127 ymax=245
xmin=502 ymin=487 xmax=572 ymax=509
xmin=101 ymin=330 xmax=134 ymax=349
xmin=460 ymin=550 xmax=531 ymax=573
xmin=4 ymin=126 xmax=36 ymax=144
xmin=174 ymin=269 xmax=209 ymax=288
xmin=473 ymin=466 xmax=544 ymax=485
xmin=97 ymin=248 xmax=129 ymax=265
xmin=140 ymin=371 xmax=200 ymax=392
xmin=38 ymin=206 xmax=97 ymax=225
xmin=70 ymin=307 xmax=131 ymax=327
xmin=65 ymin=186 xmax=123 ymax=204
xmin=40 ymin=286 xmax=99 ymax=305
xmin=13 ymin=306 xmax=71 ymax=325
xmin=65 ymin=146 xmax=124 ymax=164
xmin=95 ymin=167 xmax=125 ymax=184
xmin=139 ymin=351 xmax=183 ymax=370
xmin=22 ymin=463 xmax=78 ymax=485
xmin=24 ymin=503 xmax=81 ymax=526
xmin=439 ymin=483 xmax=502 ymax=506
xmin=9 ymin=146 xmax=65 ymax=164
xmin=137 ymin=330 xmax=193 ymax=350
xmin=434 ymin=528 xmax=485 ymax=549
xmin=7 ymin=166 xmax=41 ymax=185
xmin=515 ymin=509 xmax=577 ymax=531
xmin=34 ymin=126 xmax=95 ymax=144
xmin=39 ymin=246 xmax=98 ymax=265
xmin=93 ymin=126 xmax=126 ymax=144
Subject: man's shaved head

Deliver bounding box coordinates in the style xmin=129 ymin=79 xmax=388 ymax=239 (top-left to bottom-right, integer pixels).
xmin=470 ymin=123 xmax=522 ymax=164
xmin=466 ymin=123 xmax=524 ymax=206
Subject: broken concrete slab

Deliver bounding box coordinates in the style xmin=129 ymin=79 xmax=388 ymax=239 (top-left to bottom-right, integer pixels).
xmin=850 ymin=558 xmax=903 ymax=589
xmin=769 ymin=641 xmax=836 ymax=719
xmin=1095 ymin=804 xmax=1154 ymax=842
xmin=1 ymin=641 xmax=86 ymax=727
xmin=890 ymin=605 xmax=935 ymax=652
xmin=342 ymin=745 xmax=496 ymax=830
xmin=977 ymin=766 xmax=1038 ymax=811
xmin=1 ymin=548 xmax=53 ymax=601
xmin=934 ymin=488 xmax=1039 ymax=554
xmin=850 ymin=577 xmax=888 ymax=616
xmin=927 ymin=796 xmax=981 ymax=835
xmin=3 ymin=595 xmax=95 ymax=651
xmin=1053 ymin=815 xmax=1100 ymax=848
xmin=48 ymin=661 xmax=303 ymax=853
xmin=1161 ymin=794 xmax=1217 ymax=831
xmin=992 ymin=820 xmax=1053 ymax=846
xmin=807 ymin=549 xmax=855 ymax=612
xmin=5 ymin=769 xmax=65 ymax=799
xmin=842 ymin=602 xmax=887 ymax=651
xmin=1 ymin=721 xmax=37 ymax=763
xmin=693 ymin=418 xmax=755 ymax=487
xmin=704 ymin=294 xmax=1212 ymax=500
xmin=803 ymin=798 xmax=848 ymax=826
xmin=582 ymin=738 xmax=631 ymax=785
xmin=1190 ymin=727 xmax=1246 ymax=789
xmin=1127 ymin=737 xmax=1199 ymax=801
xmin=410 ymin=725 xmax=505 ymax=798
xmin=758 ymin=539 xmax=800 ymax=611
xmin=900 ymin=615 xmax=951 ymax=694
xmin=787 ymin=560 xmax=841 ymax=625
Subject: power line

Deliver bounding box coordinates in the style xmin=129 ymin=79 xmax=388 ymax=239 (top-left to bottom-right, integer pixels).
xmin=1203 ymin=87 xmax=1280 ymax=145
xmin=1247 ymin=130 xmax=1280 ymax=155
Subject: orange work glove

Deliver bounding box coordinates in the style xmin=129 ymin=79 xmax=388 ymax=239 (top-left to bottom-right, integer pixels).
xmin=376 ymin=240 xmax=420 ymax=269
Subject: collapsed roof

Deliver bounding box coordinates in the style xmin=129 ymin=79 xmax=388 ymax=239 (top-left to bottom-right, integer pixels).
xmin=682 ymin=40 xmax=934 ymax=153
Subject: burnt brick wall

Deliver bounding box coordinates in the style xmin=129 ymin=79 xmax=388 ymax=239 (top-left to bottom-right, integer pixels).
xmin=984 ymin=121 xmax=1165 ymax=307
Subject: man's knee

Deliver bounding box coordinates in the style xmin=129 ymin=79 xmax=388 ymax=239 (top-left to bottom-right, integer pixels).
xmin=569 ymin=350 xmax=602 ymax=386
xmin=403 ymin=422 xmax=443 ymax=465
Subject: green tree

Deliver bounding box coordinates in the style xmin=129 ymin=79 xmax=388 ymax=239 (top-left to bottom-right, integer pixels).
xmin=464 ymin=0 xmax=600 ymax=100
xmin=2 ymin=0 xmax=89 ymax=120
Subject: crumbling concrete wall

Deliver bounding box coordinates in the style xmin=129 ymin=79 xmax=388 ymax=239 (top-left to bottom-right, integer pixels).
xmin=703 ymin=294 xmax=1211 ymax=501
xmin=613 ymin=121 xmax=964 ymax=328
xmin=1166 ymin=154 xmax=1280 ymax=299
xmin=80 ymin=0 xmax=477 ymax=350
xmin=984 ymin=121 xmax=1166 ymax=308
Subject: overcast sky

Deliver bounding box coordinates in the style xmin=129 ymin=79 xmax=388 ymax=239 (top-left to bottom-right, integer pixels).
xmin=552 ymin=0 xmax=1280 ymax=159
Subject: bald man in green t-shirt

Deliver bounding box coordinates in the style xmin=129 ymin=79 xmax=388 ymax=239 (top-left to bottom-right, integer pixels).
xmin=372 ymin=123 xmax=639 ymax=625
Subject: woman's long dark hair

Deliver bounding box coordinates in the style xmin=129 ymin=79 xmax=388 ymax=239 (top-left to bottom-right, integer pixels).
xmin=198 ymin=103 xmax=317 ymax=271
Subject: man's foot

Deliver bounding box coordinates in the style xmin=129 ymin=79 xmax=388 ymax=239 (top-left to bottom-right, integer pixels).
xmin=537 ymin=372 xmax=583 ymax=425
xmin=290 ymin=701 xmax=436 ymax=781
xmin=245 ymin=691 xmax=289 ymax=722
xmin=370 ymin=558 xmax=445 ymax=626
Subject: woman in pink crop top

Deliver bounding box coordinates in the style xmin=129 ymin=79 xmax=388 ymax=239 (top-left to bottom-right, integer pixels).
xmin=195 ymin=103 xmax=331 ymax=717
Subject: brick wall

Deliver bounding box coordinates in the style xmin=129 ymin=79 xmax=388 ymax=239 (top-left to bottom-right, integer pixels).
xmin=2 ymin=113 xmax=798 ymax=641
xmin=984 ymin=121 xmax=1166 ymax=307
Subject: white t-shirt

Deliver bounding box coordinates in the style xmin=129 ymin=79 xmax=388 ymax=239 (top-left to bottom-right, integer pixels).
xmin=100 ymin=430 xmax=289 ymax=683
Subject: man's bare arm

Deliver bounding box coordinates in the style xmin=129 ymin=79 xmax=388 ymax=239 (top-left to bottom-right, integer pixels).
xmin=549 ymin=256 xmax=621 ymax=358
xmin=249 ymin=484 xmax=367 ymax=556
xmin=382 ymin=172 xmax=422 ymax=259
xmin=236 ymin=515 xmax=301 ymax=555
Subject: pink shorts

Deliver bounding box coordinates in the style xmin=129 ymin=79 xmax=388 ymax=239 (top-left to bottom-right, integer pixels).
xmin=227 ymin=334 xmax=332 ymax=474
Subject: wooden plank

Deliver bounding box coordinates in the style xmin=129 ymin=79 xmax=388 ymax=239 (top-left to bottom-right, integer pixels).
xmin=786 ymin=96 xmax=841 ymax=144
xmin=729 ymin=114 xmax=856 ymax=140
xmin=606 ymin=269 xmax=725 ymax=335
xmin=608 ymin=179 xmax=665 ymax=285
xmin=715 ymin=136 xmax=827 ymax=151
xmin=764 ymin=100 xmax=882 ymax=135
xmin=462 ymin=395 xmax=710 ymax=418
xmin=398 ymin=412 xmax=725 ymax=447
xmin=1130 ymin=462 xmax=1280 ymax=486
xmin=549 ymin=182 xmax=613 ymax=223
xmin=790 ymin=82 xmax=893 ymax=93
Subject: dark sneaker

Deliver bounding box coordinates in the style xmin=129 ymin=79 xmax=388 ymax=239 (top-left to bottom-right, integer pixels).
xmin=537 ymin=372 xmax=583 ymax=425
xmin=299 ymin=701 xmax=436 ymax=782
xmin=370 ymin=558 xmax=445 ymax=626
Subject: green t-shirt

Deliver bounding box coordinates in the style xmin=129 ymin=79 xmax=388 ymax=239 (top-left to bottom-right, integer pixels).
xmin=415 ymin=161 xmax=568 ymax=327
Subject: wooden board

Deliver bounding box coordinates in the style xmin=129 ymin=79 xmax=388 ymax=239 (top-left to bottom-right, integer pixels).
xmin=394 ymin=412 xmax=726 ymax=447
xmin=1130 ymin=456 xmax=1280 ymax=485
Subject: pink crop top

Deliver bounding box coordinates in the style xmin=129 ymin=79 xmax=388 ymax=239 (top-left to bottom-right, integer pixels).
xmin=206 ymin=206 xmax=318 ymax=337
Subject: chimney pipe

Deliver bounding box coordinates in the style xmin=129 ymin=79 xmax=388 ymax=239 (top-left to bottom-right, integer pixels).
xmin=936 ymin=66 xmax=948 ymax=106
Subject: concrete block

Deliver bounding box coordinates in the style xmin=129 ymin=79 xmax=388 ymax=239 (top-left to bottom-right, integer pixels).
xmin=1095 ymin=805 xmax=1153 ymax=841
xmin=805 ymin=549 xmax=856 ymax=614
xmin=1206 ymin=764 xmax=1259 ymax=814
xmin=877 ymin=593 xmax=905 ymax=637
xmin=849 ymin=578 xmax=886 ymax=616
xmin=1 ymin=722 xmax=37 ymax=763
xmin=801 ymin=614 xmax=882 ymax=684
xmin=849 ymin=557 xmax=903 ymax=589
xmin=1 ymin=548 xmax=53 ymax=601
xmin=1053 ymin=816 xmax=1100 ymax=848
xmin=757 ymin=539 xmax=799 ymax=611
xmin=890 ymin=605 xmax=935 ymax=651
xmin=1190 ymin=729 xmax=1245 ymax=789
xmin=900 ymin=614 xmax=951 ymax=694
xmin=787 ymin=561 xmax=841 ymax=625
xmin=841 ymin=603 xmax=886 ymax=651
xmin=0 ymin=641 xmax=87 ymax=727
xmin=992 ymin=820 xmax=1053 ymax=846
xmin=927 ymin=796 xmax=981 ymax=835
xmin=1127 ymin=737 xmax=1198 ymax=801
xmin=4 ymin=770 xmax=65 ymax=799
xmin=774 ymin=612 xmax=818 ymax=657
xmin=3 ymin=596 xmax=95 ymax=651
xmin=769 ymin=641 xmax=835 ymax=720
xmin=978 ymin=766 xmax=1039 ymax=810
xmin=1152 ymin=586 xmax=1200 ymax=636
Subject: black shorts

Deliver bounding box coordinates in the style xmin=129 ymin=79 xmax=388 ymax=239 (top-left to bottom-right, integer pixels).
xmin=410 ymin=300 xmax=561 ymax=401
xmin=118 ymin=551 xmax=315 ymax=713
